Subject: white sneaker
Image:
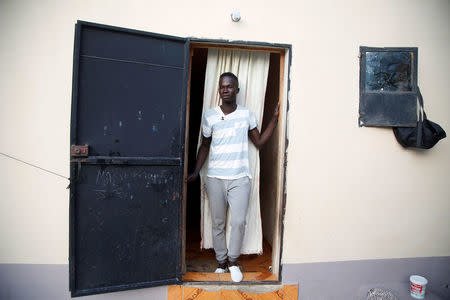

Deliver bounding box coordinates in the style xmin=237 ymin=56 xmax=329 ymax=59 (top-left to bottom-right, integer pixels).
xmin=214 ymin=267 xmax=227 ymax=273
xmin=229 ymin=265 xmax=243 ymax=282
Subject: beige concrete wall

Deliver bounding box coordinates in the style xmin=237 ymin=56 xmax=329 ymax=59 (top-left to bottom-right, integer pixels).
xmin=0 ymin=0 xmax=448 ymax=265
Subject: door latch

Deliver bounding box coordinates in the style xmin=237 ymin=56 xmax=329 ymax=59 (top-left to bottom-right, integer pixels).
xmin=71 ymin=145 xmax=89 ymax=157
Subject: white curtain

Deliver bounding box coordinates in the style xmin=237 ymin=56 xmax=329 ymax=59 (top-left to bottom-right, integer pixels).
xmin=198 ymin=48 xmax=270 ymax=254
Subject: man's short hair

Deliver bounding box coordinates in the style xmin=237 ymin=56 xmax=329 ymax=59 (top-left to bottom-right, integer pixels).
xmin=219 ymin=72 xmax=239 ymax=87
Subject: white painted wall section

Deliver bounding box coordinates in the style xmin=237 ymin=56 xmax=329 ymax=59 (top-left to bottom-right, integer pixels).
xmin=0 ymin=0 xmax=448 ymax=265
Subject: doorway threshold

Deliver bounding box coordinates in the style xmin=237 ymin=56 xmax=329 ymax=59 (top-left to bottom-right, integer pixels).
xmin=183 ymin=271 xmax=277 ymax=282
xmin=168 ymin=284 xmax=298 ymax=299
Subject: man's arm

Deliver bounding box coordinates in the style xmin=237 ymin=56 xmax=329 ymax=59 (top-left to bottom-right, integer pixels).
xmin=186 ymin=135 xmax=212 ymax=182
xmin=249 ymin=103 xmax=279 ymax=149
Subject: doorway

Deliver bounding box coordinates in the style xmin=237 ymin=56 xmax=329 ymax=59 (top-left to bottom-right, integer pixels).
xmin=183 ymin=43 xmax=288 ymax=282
xmin=70 ymin=21 xmax=290 ymax=297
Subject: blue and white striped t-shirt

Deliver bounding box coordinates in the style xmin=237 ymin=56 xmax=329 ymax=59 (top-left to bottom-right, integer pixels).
xmin=202 ymin=105 xmax=258 ymax=179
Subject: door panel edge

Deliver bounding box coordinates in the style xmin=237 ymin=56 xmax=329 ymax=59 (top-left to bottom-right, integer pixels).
xmin=69 ymin=21 xmax=82 ymax=293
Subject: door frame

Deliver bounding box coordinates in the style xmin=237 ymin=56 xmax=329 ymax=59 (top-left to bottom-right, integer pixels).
xmin=182 ymin=39 xmax=291 ymax=282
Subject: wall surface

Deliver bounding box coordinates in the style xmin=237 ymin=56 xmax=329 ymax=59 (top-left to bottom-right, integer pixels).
xmin=1 ymin=0 xmax=449 ymax=299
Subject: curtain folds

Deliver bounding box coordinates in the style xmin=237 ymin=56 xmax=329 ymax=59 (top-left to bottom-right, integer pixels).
xmin=198 ymin=48 xmax=270 ymax=254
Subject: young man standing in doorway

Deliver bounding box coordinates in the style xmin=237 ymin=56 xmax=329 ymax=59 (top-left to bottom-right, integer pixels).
xmin=187 ymin=72 xmax=279 ymax=282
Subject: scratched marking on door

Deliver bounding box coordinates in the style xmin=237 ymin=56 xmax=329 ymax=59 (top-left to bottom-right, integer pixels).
xmin=95 ymin=169 xmax=174 ymax=187
xmin=137 ymin=110 xmax=143 ymax=121
xmin=92 ymin=169 xmax=175 ymax=204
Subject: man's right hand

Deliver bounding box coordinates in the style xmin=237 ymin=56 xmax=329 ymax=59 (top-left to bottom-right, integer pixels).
xmin=186 ymin=135 xmax=211 ymax=183
xmin=186 ymin=172 xmax=199 ymax=183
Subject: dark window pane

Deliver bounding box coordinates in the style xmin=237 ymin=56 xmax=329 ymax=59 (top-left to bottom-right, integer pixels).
xmin=365 ymin=51 xmax=413 ymax=91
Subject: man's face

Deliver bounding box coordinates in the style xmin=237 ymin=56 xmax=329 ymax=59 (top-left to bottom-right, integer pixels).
xmin=218 ymin=76 xmax=239 ymax=104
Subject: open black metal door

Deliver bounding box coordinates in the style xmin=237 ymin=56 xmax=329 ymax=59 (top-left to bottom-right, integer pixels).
xmin=69 ymin=21 xmax=188 ymax=297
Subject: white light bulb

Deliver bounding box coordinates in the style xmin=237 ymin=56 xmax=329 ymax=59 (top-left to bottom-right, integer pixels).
xmin=231 ymin=10 xmax=241 ymax=22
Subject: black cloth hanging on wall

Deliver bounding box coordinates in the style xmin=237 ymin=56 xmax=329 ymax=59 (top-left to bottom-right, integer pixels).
xmin=393 ymin=87 xmax=446 ymax=149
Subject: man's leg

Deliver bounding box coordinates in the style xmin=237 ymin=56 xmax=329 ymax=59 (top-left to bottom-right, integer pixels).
xmin=226 ymin=176 xmax=251 ymax=261
xmin=206 ymin=177 xmax=228 ymax=264
xmin=225 ymin=176 xmax=250 ymax=282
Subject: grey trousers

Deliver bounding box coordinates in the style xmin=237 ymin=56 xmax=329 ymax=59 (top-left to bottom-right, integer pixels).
xmin=206 ymin=176 xmax=251 ymax=262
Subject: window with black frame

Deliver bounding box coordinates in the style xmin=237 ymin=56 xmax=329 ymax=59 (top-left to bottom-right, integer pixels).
xmin=359 ymin=47 xmax=418 ymax=127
